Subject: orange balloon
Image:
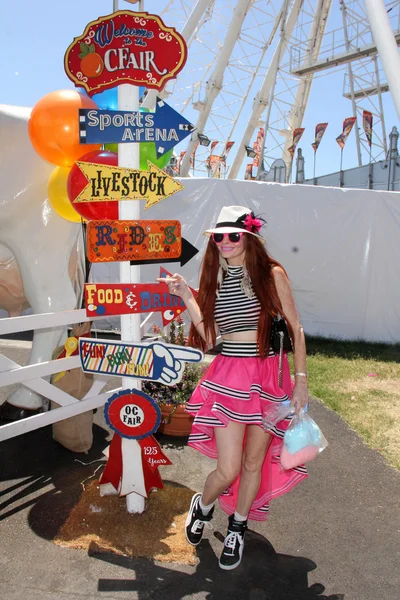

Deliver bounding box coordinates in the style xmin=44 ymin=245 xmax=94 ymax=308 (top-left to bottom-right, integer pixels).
xmin=28 ymin=90 xmax=101 ymax=167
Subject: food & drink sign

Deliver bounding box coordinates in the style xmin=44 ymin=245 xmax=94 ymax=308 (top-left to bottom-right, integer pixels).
xmin=64 ymin=10 xmax=187 ymax=95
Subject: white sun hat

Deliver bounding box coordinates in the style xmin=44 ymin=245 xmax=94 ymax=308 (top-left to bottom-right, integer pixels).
xmin=203 ymin=205 xmax=265 ymax=241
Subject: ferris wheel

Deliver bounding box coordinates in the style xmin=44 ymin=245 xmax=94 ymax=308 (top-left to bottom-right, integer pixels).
xmin=140 ymin=0 xmax=400 ymax=181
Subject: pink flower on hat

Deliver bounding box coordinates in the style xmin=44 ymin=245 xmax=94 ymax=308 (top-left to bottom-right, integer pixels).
xmin=243 ymin=213 xmax=263 ymax=233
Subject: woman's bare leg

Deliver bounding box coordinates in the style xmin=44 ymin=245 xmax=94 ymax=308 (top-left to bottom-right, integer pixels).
xmin=235 ymin=425 xmax=272 ymax=516
xmin=202 ymin=421 xmax=246 ymax=505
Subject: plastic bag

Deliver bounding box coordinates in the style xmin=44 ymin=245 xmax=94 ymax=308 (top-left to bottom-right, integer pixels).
xmin=262 ymin=400 xmax=293 ymax=430
xmin=280 ymin=408 xmax=328 ymax=470
xmin=262 ymin=400 xmax=309 ymax=430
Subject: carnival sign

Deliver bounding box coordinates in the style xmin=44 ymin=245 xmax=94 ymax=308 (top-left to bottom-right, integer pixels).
xmin=100 ymin=389 xmax=172 ymax=496
xmin=86 ymin=220 xmax=198 ymax=266
xmin=79 ymin=98 xmax=194 ymax=157
xmin=64 ymin=11 xmax=187 ymax=96
xmin=79 ymin=338 xmax=204 ymax=384
xmin=84 ymin=267 xmax=198 ymax=325
xmin=72 ymin=161 xmax=183 ymax=209
xmin=104 ymin=389 xmax=161 ymax=440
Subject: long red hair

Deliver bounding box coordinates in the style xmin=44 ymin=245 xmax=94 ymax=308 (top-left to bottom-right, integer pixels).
xmin=188 ymin=234 xmax=293 ymax=358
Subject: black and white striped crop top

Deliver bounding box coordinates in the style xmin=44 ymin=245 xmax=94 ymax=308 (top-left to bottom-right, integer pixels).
xmin=214 ymin=265 xmax=261 ymax=334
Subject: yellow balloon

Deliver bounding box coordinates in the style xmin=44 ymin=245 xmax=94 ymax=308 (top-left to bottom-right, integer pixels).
xmin=48 ymin=166 xmax=82 ymax=223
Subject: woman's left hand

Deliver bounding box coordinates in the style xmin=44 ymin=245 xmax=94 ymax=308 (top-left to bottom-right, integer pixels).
xmin=290 ymin=381 xmax=309 ymax=414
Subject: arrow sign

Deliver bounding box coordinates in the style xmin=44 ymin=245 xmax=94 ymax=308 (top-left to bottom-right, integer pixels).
xmin=72 ymin=161 xmax=183 ymax=209
xmin=79 ymin=338 xmax=204 ymax=385
xmin=87 ymin=219 xmax=198 ymax=266
xmin=133 ymin=237 xmax=198 ymax=267
xmin=85 ymin=268 xmax=198 ymax=326
xmin=79 ymin=98 xmax=195 ymax=157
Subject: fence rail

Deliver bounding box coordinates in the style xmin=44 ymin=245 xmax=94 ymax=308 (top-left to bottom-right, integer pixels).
xmin=0 ymin=308 xmax=127 ymax=442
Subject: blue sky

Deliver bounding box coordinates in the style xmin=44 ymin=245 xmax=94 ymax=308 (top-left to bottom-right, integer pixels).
xmin=1 ymin=0 xmax=398 ymax=179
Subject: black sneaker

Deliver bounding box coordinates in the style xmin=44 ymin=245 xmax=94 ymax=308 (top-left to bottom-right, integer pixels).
xmin=219 ymin=514 xmax=247 ymax=570
xmin=185 ymin=493 xmax=214 ymax=546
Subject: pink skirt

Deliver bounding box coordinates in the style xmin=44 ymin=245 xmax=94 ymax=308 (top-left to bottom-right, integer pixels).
xmin=185 ymin=343 xmax=308 ymax=521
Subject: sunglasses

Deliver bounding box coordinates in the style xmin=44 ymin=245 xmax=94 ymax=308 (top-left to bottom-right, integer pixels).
xmin=212 ymin=232 xmax=243 ymax=244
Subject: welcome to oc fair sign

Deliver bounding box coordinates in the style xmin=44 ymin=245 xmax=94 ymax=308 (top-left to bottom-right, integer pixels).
xmin=64 ymin=11 xmax=187 ymax=95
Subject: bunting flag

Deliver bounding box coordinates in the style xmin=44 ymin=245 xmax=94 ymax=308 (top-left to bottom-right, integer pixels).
xmin=190 ymin=141 xmax=199 ymax=167
xmin=205 ymin=155 xmax=222 ymax=178
xmin=336 ymin=117 xmax=357 ymax=149
xmin=176 ymin=151 xmax=186 ymax=173
xmin=224 ymin=141 xmax=235 ymax=157
xmin=209 ymin=141 xmax=219 ymax=155
xmin=220 ymin=141 xmax=235 ymax=166
xmin=175 ymin=143 xmax=199 ymax=173
xmin=362 ymin=110 xmax=373 ymax=148
xmin=244 ymin=164 xmax=254 ymax=180
xmin=312 ymin=123 xmax=328 ymax=153
xmin=288 ymin=128 xmax=305 ymax=157
xmin=252 ymin=128 xmax=264 ymax=168
xmin=205 ymin=141 xmax=219 ymax=174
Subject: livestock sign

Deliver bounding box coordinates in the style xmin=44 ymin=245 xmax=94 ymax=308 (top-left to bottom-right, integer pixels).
xmin=72 ymin=161 xmax=183 ymax=209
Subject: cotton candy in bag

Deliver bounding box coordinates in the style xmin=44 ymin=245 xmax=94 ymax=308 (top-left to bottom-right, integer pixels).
xmin=280 ymin=408 xmax=328 ymax=470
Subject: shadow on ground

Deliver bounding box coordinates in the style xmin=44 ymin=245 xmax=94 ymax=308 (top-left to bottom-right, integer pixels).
xmin=91 ymin=534 xmax=343 ymax=600
xmin=0 ymin=423 xmax=344 ymax=600
xmin=0 ymin=423 xmax=109 ymax=536
xmin=306 ymin=336 xmax=400 ymax=362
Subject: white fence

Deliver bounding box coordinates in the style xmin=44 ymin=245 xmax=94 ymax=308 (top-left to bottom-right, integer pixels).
xmin=0 ymin=309 xmax=122 ymax=442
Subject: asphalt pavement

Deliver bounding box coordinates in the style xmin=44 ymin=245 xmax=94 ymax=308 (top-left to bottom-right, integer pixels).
xmin=0 ymin=340 xmax=399 ymax=600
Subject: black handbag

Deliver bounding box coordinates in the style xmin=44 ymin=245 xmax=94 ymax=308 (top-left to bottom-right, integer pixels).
xmin=270 ymin=315 xmax=293 ymax=353
xmin=270 ymin=315 xmax=293 ymax=387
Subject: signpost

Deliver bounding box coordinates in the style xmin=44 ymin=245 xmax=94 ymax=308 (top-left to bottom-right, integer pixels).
xmin=65 ymin=1 xmax=189 ymax=513
xmin=79 ymin=98 xmax=194 ymax=157
xmin=64 ymin=11 xmax=187 ymax=96
xmin=86 ymin=220 xmax=198 ymax=265
xmin=72 ymin=161 xmax=183 ymax=208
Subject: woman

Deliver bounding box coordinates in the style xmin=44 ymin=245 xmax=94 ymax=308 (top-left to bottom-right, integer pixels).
xmin=159 ymin=206 xmax=308 ymax=571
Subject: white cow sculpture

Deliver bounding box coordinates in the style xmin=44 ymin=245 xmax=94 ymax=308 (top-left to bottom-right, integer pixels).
xmin=0 ymin=105 xmax=85 ymax=418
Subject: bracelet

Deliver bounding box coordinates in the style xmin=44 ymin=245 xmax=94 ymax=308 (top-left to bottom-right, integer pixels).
xmin=192 ymin=320 xmax=203 ymax=328
xmin=295 ymin=372 xmax=308 ymax=378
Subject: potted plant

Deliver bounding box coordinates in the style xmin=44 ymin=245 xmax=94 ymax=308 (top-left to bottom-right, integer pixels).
xmin=142 ymin=317 xmax=206 ymax=437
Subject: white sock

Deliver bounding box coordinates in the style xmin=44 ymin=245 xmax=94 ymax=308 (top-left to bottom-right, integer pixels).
xmin=233 ymin=511 xmax=248 ymax=522
xmin=199 ymin=496 xmax=215 ymax=515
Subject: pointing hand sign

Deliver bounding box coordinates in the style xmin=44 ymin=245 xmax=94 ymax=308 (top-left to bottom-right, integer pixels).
xmin=79 ymin=338 xmax=204 ymax=386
